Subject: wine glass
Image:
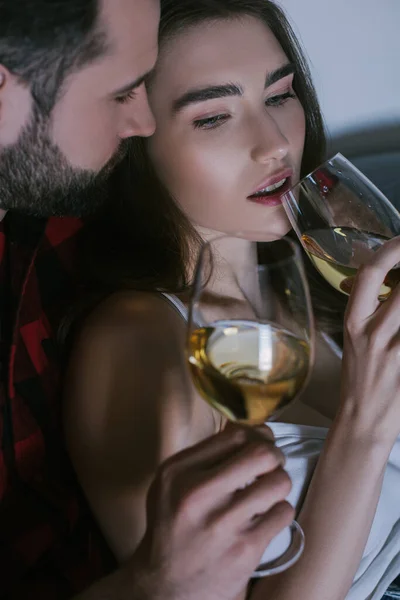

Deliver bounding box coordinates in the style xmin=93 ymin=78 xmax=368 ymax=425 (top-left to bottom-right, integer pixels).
xmin=282 ymin=153 xmax=400 ymax=300
xmin=186 ymin=235 xmax=314 ymax=576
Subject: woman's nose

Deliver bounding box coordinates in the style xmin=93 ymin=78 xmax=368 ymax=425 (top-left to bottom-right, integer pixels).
xmin=250 ymin=112 xmax=289 ymax=164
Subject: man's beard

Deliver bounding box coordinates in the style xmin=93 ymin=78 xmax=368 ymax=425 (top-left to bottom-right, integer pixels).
xmin=0 ymin=104 xmax=129 ymax=218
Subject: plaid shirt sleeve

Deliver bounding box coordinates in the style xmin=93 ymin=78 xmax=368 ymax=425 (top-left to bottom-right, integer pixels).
xmin=0 ymin=214 xmax=115 ymax=599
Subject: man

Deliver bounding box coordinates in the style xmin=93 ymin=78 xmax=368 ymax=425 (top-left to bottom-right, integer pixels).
xmin=0 ymin=0 xmax=293 ymax=597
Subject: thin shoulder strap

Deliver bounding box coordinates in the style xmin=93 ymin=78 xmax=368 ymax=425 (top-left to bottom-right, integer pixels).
xmin=320 ymin=331 xmax=343 ymax=359
xmin=160 ymin=293 xmax=189 ymax=322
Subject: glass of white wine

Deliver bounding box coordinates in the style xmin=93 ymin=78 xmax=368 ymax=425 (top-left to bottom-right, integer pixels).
xmin=282 ymin=153 xmax=400 ymax=300
xmin=187 ymin=235 xmax=314 ymax=576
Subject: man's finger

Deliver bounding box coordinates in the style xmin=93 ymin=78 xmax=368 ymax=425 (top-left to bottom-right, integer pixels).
xmin=181 ymin=441 xmax=286 ymax=521
xmin=161 ymin=424 xmax=275 ymax=476
xmin=248 ymin=500 xmax=295 ymax=552
xmin=224 ymin=467 xmax=292 ymax=529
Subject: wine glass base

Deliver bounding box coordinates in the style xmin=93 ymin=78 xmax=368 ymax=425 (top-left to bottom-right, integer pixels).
xmin=252 ymin=520 xmax=305 ymax=578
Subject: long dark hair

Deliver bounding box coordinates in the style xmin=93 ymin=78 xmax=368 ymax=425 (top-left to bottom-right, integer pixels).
xmin=70 ymin=0 xmax=347 ymax=346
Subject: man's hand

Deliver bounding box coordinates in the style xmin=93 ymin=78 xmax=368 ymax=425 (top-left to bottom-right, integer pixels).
xmin=130 ymin=425 xmax=293 ymax=600
xmin=75 ymin=427 xmax=294 ymax=600
xmin=74 ymin=425 xmax=292 ymax=600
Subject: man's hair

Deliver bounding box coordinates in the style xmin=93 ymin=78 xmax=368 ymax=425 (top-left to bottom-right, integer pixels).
xmin=0 ymin=0 xmax=109 ymax=114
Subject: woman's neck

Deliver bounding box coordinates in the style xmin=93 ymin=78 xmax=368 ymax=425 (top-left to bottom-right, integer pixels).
xmin=194 ymin=227 xmax=254 ymax=300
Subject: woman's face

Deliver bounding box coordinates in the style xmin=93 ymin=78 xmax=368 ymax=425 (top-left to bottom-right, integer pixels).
xmin=146 ymin=16 xmax=306 ymax=240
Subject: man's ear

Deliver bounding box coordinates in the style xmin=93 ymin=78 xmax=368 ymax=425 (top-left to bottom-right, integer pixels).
xmin=0 ymin=65 xmax=9 ymax=124
xmin=0 ymin=65 xmax=32 ymax=147
xmin=0 ymin=67 xmax=6 ymax=95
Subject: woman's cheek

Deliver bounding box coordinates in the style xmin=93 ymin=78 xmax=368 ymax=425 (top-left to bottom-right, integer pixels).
xmin=288 ymin=103 xmax=306 ymax=149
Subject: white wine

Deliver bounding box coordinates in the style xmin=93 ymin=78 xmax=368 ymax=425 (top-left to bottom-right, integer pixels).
xmin=302 ymin=227 xmax=400 ymax=299
xmin=187 ymin=320 xmax=310 ymax=425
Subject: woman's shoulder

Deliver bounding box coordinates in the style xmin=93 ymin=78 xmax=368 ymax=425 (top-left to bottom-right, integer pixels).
xmin=76 ymin=290 xmax=185 ymax=348
xmin=65 ymin=288 xmax=217 ymax=480
xmin=66 ymin=290 xmax=188 ymax=399
xmin=65 ymin=289 xmax=194 ymax=433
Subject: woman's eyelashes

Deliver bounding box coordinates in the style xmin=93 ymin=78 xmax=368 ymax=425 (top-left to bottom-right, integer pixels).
xmin=193 ymin=114 xmax=229 ymax=130
xmin=265 ymin=90 xmax=296 ymax=107
xmin=192 ymin=89 xmax=297 ymax=130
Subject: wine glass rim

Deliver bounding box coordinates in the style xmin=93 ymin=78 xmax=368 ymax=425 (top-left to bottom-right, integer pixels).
xmin=282 ymin=151 xmax=400 ymax=220
xmin=200 ymin=233 xmax=303 ymax=269
xmin=287 ymin=152 xmax=349 ymax=191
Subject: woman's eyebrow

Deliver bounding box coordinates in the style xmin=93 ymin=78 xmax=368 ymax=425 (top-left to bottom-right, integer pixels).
xmin=265 ymin=62 xmax=295 ymax=87
xmin=171 ymin=62 xmax=295 ymax=115
xmin=172 ymin=83 xmax=243 ymax=114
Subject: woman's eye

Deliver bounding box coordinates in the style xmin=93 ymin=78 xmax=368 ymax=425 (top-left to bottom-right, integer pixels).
xmin=115 ymin=90 xmax=137 ymax=105
xmin=193 ymin=114 xmax=229 ymax=130
xmin=265 ymin=91 xmax=296 ymax=107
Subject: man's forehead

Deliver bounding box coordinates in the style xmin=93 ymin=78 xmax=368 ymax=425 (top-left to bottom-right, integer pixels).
xmin=84 ymin=0 xmax=159 ymax=90
xmin=99 ymin=0 xmax=160 ymax=50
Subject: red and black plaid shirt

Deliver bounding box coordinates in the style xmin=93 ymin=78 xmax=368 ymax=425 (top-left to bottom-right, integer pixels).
xmin=0 ymin=212 xmax=114 ymax=599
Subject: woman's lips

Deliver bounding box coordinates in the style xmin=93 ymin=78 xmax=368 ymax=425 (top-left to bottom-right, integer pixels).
xmin=247 ymin=177 xmax=292 ymax=207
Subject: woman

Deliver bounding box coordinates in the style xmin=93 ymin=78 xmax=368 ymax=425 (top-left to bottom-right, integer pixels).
xmin=64 ymin=1 xmax=400 ymax=598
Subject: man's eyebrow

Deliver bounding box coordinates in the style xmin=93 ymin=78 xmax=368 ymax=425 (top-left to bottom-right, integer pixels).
xmin=172 ymin=83 xmax=243 ymax=114
xmin=113 ymin=70 xmax=154 ymax=96
xmin=265 ymin=63 xmax=296 ymax=88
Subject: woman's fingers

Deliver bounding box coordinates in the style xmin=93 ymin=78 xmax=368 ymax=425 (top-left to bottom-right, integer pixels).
xmin=371 ymin=270 xmax=400 ymax=342
xmin=346 ymin=236 xmax=400 ymax=325
xmin=340 ymin=236 xmax=400 ymax=446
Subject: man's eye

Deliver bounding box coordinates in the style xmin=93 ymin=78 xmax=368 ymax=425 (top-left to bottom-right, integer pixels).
xmin=265 ymin=91 xmax=296 ymax=107
xmin=193 ymin=114 xmax=229 ymax=130
xmin=115 ymin=90 xmax=137 ymax=105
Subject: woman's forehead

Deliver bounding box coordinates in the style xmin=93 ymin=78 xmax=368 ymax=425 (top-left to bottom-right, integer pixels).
xmin=151 ymin=16 xmax=288 ymax=94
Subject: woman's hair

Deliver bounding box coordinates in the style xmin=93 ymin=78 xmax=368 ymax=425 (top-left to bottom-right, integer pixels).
xmin=68 ymin=0 xmax=347 ymax=348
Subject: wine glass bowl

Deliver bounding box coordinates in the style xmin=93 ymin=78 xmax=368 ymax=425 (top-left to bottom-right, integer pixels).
xmin=186 ymin=235 xmax=313 ymax=576
xmin=188 ymin=320 xmax=310 ymax=426
xmin=282 ymin=153 xmax=400 ymax=300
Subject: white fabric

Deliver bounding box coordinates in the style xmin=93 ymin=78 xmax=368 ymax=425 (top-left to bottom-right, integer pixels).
xmin=161 ymin=293 xmax=400 ymax=598
xmin=261 ymin=423 xmax=400 ymax=600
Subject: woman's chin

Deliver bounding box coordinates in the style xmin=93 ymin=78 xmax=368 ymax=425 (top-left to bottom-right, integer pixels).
xmin=226 ymin=210 xmax=293 ymax=241
xmin=194 ymin=210 xmax=293 ymax=242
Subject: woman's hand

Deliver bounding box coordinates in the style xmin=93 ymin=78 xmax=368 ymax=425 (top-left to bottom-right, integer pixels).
xmin=340 ymin=235 xmax=400 ymax=448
